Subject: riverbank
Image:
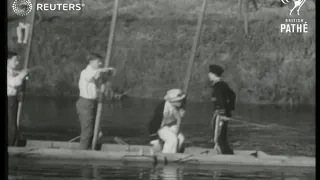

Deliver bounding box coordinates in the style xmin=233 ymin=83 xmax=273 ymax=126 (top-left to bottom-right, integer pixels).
xmin=8 ymin=0 xmax=315 ymax=105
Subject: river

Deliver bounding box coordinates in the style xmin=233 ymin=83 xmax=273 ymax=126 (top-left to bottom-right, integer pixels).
xmin=8 ymin=96 xmax=315 ymax=180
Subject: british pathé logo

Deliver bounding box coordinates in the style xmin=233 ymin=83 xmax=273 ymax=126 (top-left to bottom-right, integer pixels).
xmin=281 ymin=0 xmax=307 ymax=16
xmin=280 ymin=0 xmax=308 ymax=33
xmin=12 ymin=0 xmax=33 ymax=16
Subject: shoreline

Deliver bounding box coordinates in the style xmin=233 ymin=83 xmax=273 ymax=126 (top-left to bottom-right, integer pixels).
xmin=22 ymin=93 xmax=315 ymax=107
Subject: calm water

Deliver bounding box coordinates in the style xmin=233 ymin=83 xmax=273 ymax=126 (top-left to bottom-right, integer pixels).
xmin=9 ymin=158 xmax=315 ymax=180
xmin=9 ymin=96 xmax=316 ymax=180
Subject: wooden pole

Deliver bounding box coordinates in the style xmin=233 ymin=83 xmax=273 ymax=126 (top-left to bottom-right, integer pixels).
xmin=239 ymin=0 xmax=258 ymax=36
xmin=15 ymin=0 xmax=38 ymax=144
xmin=91 ymin=0 xmax=119 ymax=150
xmin=180 ymin=0 xmax=206 ymax=110
xmin=182 ymin=0 xmax=207 ymax=94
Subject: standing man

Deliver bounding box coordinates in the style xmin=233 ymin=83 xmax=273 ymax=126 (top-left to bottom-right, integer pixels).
xmin=7 ymin=51 xmax=29 ymax=146
xmin=76 ymin=53 xmax=116 ymax=150
xmin=208 ymin=64 xmax=236 ymax=154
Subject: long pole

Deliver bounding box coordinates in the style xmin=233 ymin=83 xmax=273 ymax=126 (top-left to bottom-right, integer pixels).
xmin=181 ymin=0 xmax=206 ymax=110
xmin=182 ymin=0 xmax=207 ymax=94
xmin=91 ymin=0 xmax=119 ymax=150
xmin=16 ymin=0 xmax=38 ymax=144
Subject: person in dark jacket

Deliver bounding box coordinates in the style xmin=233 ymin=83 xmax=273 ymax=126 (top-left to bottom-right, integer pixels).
xmin=208 ymin=64 xmax=236 ymax=155
xmin=148 ymin=89 xmax=186 ymax=153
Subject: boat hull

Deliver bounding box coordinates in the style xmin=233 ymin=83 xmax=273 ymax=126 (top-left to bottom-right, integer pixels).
xmin=8 ymin=140 xmax=315 ymax=168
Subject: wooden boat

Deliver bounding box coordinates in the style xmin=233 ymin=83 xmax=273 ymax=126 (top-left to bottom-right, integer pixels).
xmin=8 ymin=140 xmax=315 ymax=168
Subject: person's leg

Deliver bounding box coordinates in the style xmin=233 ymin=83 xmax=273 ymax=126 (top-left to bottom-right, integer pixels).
xmin=210 ymin=114 xmax=217 ymax=145
xmin=7 ymin=96 xmax=18 ymax=146
xmin=219 ymin=121 xmax=234 ymax=154
xmin=177 ymin=133 xmax=185 ymax=152
xmin=168 ymin=125 xmax=185 ymax=152
xmin=158 ymin=126 xmax=178 ymax=153
xmin=76 ymin=98 xmax=95 ymax=150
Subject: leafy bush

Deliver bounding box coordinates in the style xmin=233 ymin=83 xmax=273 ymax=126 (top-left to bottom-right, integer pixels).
xmin=8 ymin=0 xmax=315 ymax=105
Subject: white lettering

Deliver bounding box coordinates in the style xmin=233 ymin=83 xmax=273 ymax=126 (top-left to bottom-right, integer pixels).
xmin=36 ymin=3 xmax=43 ymax=10
xmin=49 ymin=4 xmax=56 ymax=11
xmin=63 ymin=4 xmax=68 ymax=11
xmin=285 ymin=18 xmax=304 ymax=23
xmin=296 ymin=24 xmax=302 ymax=33
xmin=280 ymin=23 xmax=309 ymax=33
xmin=56 ymin=3 xmax=62 ymax=10
xmin=36 ymin=3 xmax=85 ymax=11
xmin=69 ymin=4 xmax=75 ymax=10
xmin=43 ymin=4 xmax=49 ymax=11
xmin=291 ymin=24 xmax=296 ymax=33
xmin=280 ymin=24 xmax=286 ymax=33
xmin=303 ymin=22 xmax=308 ymax=33
xmin=75 ymin=4 xmax=82 ymax=10
xmin=286 ymin=24 xmax=291 ymax=33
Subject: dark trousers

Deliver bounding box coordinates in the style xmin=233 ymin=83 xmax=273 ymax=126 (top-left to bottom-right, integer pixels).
xmin=76 ymin=97 xmax=97 ymax=150
xmin=211 ymin=111 xmax=234 ymax=155
xmin=8 ymin=96 xmax=18 ymax=146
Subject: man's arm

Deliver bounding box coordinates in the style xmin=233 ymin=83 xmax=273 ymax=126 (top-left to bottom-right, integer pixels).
xmin=227 ymin=86 xmax=236 ymax=111
xmin=7 ymin=70 xmax=28 ymax=88
xmin=82 ymin=67 xmax=115 ymax=82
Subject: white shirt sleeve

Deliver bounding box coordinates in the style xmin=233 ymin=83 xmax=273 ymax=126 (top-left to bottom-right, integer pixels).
xmin=81 ymin=68 xmax=100 ymax=82
xmin=7 ymin=72 xmax=23 ymax=88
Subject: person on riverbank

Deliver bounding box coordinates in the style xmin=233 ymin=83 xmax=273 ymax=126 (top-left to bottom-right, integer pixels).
xmin=208 ymin=64 xmax=236 ymax=155
xmin=7 ymin=51 xmax=29 ymax=146
xmin=76 ymin=53 xmax=116 ymax=150
xmin=148 ymin=89 xmax=186 ymax=153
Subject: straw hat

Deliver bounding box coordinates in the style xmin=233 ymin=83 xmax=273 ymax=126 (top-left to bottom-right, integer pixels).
xmin=164 ymin=89 xmax=186 ymax=102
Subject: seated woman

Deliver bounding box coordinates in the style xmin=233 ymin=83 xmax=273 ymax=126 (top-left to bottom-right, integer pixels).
xmin=148 ymin=89 xmax=186 ymax=153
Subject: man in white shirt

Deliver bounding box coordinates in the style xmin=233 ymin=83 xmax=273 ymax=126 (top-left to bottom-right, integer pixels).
xmin=7 ymin=51 xmax=28 ymax=146
xmin=76 ymin=53 xmax=116 ymax=150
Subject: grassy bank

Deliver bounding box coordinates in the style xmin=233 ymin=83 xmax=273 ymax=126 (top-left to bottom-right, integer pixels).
xmin=8 ymin=0 xmax=315 ymax=105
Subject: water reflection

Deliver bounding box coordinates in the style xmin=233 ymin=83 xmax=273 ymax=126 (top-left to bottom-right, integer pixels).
xmin=19 ymin=96 xmax=315 ymax=157
xmin=8 ymin=158 xmax=315 ymax=180
xmin=160 ymin=165 xmax=182 ymax=180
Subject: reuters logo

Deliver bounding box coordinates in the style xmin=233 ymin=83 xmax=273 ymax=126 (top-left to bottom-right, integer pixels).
xmin=12 ymin=0 xmax=33 ymax=16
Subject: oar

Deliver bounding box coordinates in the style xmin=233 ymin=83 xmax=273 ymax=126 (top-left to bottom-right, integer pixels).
xmin=221 ymin=116 xmax=270 ymax=128
xmin=182 ymin=0 xmax=207 ymax=95
xmin=91 ymin=0 xmax=119 ymax=150
xmin=220 ymin=115 xmax=306 ymax=134
xmin=15 ymin=0 xmax=38 ymax=146
xmin=114 ymin=136 xmax=128 ymax=145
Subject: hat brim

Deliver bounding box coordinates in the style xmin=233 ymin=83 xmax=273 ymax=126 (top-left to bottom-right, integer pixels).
xmin=167 ymin=94 xmax=186 ymax=102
